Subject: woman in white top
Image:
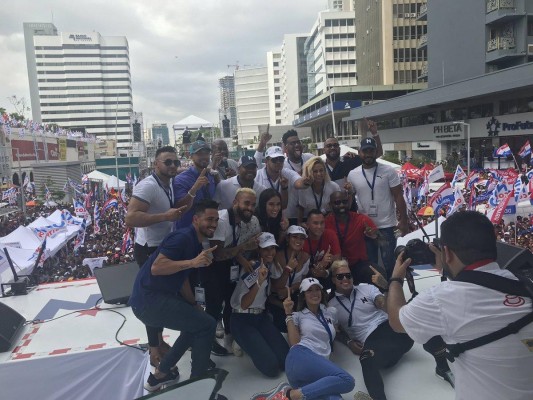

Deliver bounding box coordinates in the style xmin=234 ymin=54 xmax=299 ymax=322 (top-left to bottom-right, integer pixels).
xmin=229 ymin=233 xmax=289 ymax=377
xmin=276 ymin=278 xmax=355 ymax=400
xmin=297 ymin=157 xmax=340 ymax=225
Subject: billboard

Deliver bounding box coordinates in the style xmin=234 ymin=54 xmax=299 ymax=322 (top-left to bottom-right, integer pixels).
xmin=11 ymin=139 xmax=59 ymax=162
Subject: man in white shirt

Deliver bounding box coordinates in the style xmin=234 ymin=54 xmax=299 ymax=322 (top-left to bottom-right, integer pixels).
xmin=388 ymin=211 xmax=533 ymax=400
xmin=214 ymin=155 xmax=267 ymax=210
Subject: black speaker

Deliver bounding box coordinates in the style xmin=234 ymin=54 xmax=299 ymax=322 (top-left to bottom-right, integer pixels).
xmin=496 ymin=242 xmax=533 ymax=279
xmin=0 ymin=302 xmax=25 ymax=352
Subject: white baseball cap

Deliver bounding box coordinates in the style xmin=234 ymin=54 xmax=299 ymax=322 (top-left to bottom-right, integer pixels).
xmin=300 ymin=277 xmax=323 ymax=293
xmin=265 ymin=146 xmax=284 ymax=158
xmin=287 ymin=225 xmax=308 ymax=238
xmin=258 ymin=232 xmax=278 ymax=248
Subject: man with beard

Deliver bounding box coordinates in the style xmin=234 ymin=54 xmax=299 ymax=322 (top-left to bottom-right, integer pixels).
xmin=211 ymin=139 xmax=238 ymax=179
xmin=208 ymin=188 xmax=262 ymax=354
xmin=174 ymin=141 xmax=219 ymax=230
xmin=126 ymin=146 xmax=186 ymax=367
xmin=254 ymin=146 xmax=304 ymax=225
xmin=129 ymin=200 xmax=220 ymax=391
xmin=325 ymin=191 xmax=387 ymax=289
xmin=303 ymin=209 xmax=341 ymax=289
xmin=347 ymin=137 xmax=408 ymax=279
xmin=214 ymin=155 xmax=268 ymax=210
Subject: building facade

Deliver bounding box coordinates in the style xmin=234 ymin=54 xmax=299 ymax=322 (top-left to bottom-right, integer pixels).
xmin=152 ymin=123 xmax=169 ymax=146
xmin=23 ymin=23 xmax=133 ymax=149
xmin=218 ymin=76 xmax=238 ymax=139
xmin=267 ymin=51 xmax=283 ymax=127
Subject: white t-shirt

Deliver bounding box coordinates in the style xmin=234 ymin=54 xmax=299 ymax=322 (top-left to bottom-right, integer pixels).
xmin=131 ymin=175 xmax=174 ymax=247
xmin=214 ymin=176 xmax=267 ymax=210
xmin=399 ymin=263 xmax=533 ymax=400
xmin=211 ymin=209 xmax=261 ymax=247
xmin=230 ymin=261 xmax=281 ymax=311
xmin=294 ymin=304 xmax=338 ymax=358
xmin=253 ymin=151 xmax=314 ymax=175
xmin=255 ymin=167 xmax=301 ymax=219
xmin=347 ymin=163 xmax=400 ymax=228
xmin=328 ymin=284 xmax=388 ymax=343
xmin=298 ymin=181 xmax=340 ymax=216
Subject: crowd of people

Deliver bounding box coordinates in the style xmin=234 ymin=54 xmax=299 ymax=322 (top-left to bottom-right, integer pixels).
xmin=1 ymin=123 xmax=532 ymax=400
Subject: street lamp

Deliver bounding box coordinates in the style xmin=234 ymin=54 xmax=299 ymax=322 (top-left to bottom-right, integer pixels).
xmin=453 ymin=121 xmax=471 ymax=176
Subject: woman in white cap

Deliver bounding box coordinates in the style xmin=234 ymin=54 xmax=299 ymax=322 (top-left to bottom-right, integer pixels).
xmin=268 ymin=225 xmax=311 ymax=332
xmin=229 ymin=232 xmax=290 ymax=377
xmin=254 ymin=278 xmax=354 ymax=400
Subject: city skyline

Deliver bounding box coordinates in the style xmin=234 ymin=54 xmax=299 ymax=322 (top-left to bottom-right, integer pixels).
xmin=0 ymin=0 xmax=326 ymax=130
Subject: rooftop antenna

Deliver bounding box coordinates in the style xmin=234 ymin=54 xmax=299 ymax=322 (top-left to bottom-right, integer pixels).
xmin=51 ymin=10 xmax=54 ymax=23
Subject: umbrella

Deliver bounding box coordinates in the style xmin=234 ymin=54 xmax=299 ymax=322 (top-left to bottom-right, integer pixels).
xmin=417 ymin=206 xmax=434 ymax=216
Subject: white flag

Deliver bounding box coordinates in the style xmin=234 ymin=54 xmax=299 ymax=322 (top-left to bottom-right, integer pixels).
xmin=427 ymin=165 xmax=445 ymax=183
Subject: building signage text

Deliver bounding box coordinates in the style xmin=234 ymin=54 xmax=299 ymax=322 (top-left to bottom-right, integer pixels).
xmin=433 ymin=123 xmax=464 ymax=140
xmin=68 ymin=34 xmax=92 ymax=42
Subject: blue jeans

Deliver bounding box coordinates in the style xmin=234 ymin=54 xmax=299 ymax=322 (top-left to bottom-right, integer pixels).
xmin=366 ymin=227 xmax=397 ymax=279
xmin=132 ymin=292 xmax=216 ymax=378
xmin=285 ymin=345 xmax=354 ymax=400
xmin=230 ymin=313 xmax=289 ymax=377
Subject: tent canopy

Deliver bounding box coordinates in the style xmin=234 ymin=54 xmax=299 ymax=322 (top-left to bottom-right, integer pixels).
xmin=87 ymin=170 xmax=111 ymax=182
xmin=173 ymin=115 xmax=213 ymax=130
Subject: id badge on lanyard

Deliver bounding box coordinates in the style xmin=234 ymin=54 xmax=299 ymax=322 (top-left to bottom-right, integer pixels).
xmin=230 ymin=264 xmax=240 ymax=282
xmin=368 ymin=203 xmax=378 ymax=217
xmin=194 ymin=286 xmax=206 ymax=306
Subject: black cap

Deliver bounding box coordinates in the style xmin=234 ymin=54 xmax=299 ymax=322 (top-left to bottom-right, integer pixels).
xmin=360 ymin=137 xmax=377 ymax=150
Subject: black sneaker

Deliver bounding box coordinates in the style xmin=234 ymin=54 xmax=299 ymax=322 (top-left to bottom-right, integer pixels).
xmin=436 ymin=367 xmax=455 ymax=388
xmin=211 ymin=340 xmax=229 ymax=356
xmin=144 ymin=369 xmax=180 ymax=392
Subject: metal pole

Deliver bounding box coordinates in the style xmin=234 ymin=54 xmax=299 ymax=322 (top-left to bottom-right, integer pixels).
xmin=15 ymin=149 xmax=27 ymax=219
xmin=115 ymin=95 xmax=119 ymax=191
xmin=466 ymin=123 xmax=471 ymax=177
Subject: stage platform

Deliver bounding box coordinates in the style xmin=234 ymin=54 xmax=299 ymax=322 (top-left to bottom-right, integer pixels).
xmin=0 ymin=269 xmax=455 ymax=400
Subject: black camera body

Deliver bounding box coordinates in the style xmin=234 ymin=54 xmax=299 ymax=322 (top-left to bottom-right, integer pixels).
xmin=395 ymin=238 xmax=440 ymax=266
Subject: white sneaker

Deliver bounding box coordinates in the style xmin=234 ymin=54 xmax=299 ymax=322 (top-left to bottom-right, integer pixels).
xmin=216 ymin=320 xmax=224 ymax=339
xmin=354 ymin=392 xmax=373 ymax=400
xmin=223 ymin=334 xmax=234 ymax=354
xmin=232 ymin=340 xmax=243 ymax=357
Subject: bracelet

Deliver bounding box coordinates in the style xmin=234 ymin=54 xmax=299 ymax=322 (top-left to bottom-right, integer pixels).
xmin=389 ymin=277 xmax=404 ymax=286
xmin=346 ymin=339 xmax=353 ymax=346
xmin=285 ymin=316 xmax=293 ymax=324
xmin=187 ymin=191 xmax=196 ymax=198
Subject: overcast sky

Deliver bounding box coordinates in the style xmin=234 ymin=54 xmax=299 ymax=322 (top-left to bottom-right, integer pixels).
xmin=0 ymin=0 xmax=327 ymax=129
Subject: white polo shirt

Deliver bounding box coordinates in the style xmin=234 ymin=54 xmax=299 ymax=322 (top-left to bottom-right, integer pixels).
xmin=328 ymin=284 xmax=388 ymax=344
xmin=293 ymin=304 xmax=338 ymax=358
xmin=211 ymin=209 xmax=261 ymax=247
xmin=230 ymin=261 xmax=282 ymax=311
xmin=131 ymin=175 xmax=174 ymax=247
xmin=399 ymin=262 xmax=533 ymax=400
xmin=347 ymin=163 xmax=400 ymax=229
xmin=255 ymin=167 xmax=301 ymax=219
xmin=298 ymin=181 xmax=340 ymax=216
xmin=214 ymin=176 xmax=267 ymax=210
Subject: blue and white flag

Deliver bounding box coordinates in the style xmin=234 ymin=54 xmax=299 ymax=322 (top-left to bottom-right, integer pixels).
xmin=494 ymin=143 xmax=512 ymax=157
xmin=451 ymin=165 xmax=467 ymax=187
xmin=447 ymin=186 xmax=465 ymax=217
xmin=429 ymin=183 xmax=455 ymax=214
xmin=518 ymin=141 xmax=531 ymax=158
xmin=73 ymin=219 xmax=87 ymax=252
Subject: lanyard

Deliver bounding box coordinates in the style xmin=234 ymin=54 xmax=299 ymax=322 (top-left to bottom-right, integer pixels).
xmin=311 ymin=183 xmax=324 ymax=211
xmin=307 ymin=235 xmax=323 ymax=266
xmin=266 ymin=171 xmax=280 ymax=192
xmin=334 ymin=214 xmax=351 ymax=246
xmin=228 ymin=208 xmax=240 ymax=246
xmin=335 ymin=288 xmax=357 ymax=326
xmin=152 ymin=173 xmax=173 ymax=208
xmin=361 ymin=165 xmax=378 ymax=201
xmin=287 ymin=158 xmax=303 ymax=173
xmin=314 ymin=308 xmax=334 ymax=351
xmin=284 ymin=248 xmax=298 ymax=287
xmin=326 ymin=161 xmax=339 ymax=179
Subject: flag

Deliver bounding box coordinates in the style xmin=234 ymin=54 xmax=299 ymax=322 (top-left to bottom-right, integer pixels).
xmin=429 ymin=183 xmax=455 ymax=215
xmin=427 ymin=165 xmax=445 ymax=183
xmin=73 ymin=199 xmax=89 ymax=218
xmin=81 ymin=174 xmax=89 ymax=185
xmin=465 ymin=171 xmax=480 ymax=189
xmin=488 ymin=191 xmax=514 ymax=224
xmin=494 ymin=143 xmax=512 ymax=157
xmin=23 ymin=176 xmax=30 ymax=187
xmin=518 ymin=141 xmax=531 ymax=158
xmin=403 ymin=182 xmax=412 ymax=211
xmin=133 ymin=174 xmax=138 ymax=186
xmin=447 ymin=186 xmax=465 ymax=217
xmin=44 ymin=185 xmax=52 ymax=201
xmin=2 ymin=187 xmax=16 ymax=201
xmin=416 ymin=179 xmax=429 ymax=206
xmin=451 ymin=165 xmax=467 ymax=187
xmin=73 ymin=219 xmax=87 ymax=252
xmin=84 ymin=190 xmax=92 ymax=210
xmin=121 ymin=229 xmax=132 ymax=254
xmin=31 ymin=221 xmax=67 ymax=240
xmin=102 ymin=198 xmax=118 ymax=213
xmin=93 ymin=203 xmax=101 ymax=234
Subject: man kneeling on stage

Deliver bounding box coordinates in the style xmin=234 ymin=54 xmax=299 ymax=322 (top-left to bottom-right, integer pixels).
xmin=129 ymin=200 xmax=220 ymax=391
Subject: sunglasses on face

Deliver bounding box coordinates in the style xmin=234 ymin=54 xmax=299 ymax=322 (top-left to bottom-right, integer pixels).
xmin=160 ymin=159 xmax=180 ymax=167
xmin=270 ymin=157 xmax=285 ymax=164
xmin=286 ymin=140 xmax=302 ymax=146
xmin=325 ymin=143 xmax=339 ymax=148
xmin=335 ymin=273 xmax=352 ymax=280
xmin=333 ymin=199 xmax=349 ymax=205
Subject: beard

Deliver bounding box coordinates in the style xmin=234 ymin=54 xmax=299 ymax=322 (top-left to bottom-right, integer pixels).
xmin=236 ymin=207 xmax=253 ymax=223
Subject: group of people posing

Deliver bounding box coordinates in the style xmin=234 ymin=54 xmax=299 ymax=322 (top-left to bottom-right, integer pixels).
xmin=125 ymin=126 xmax=533 ymax=400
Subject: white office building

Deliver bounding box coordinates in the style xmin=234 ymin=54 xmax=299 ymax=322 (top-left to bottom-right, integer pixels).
xmin=23 ymin=23 xmax=133 ymax=149
xmin=267 ymin=51 xmax=283 ymax=127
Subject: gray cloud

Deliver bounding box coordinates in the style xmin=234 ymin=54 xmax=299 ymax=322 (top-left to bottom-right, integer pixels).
xmin=0 ymin=0 xmax=326 ymax=129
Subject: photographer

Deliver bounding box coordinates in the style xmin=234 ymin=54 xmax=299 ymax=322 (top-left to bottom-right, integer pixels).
xmin=387 ymin=211 xmax=533 ymax=400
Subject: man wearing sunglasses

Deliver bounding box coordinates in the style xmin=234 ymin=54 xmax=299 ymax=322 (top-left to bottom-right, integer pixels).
xmin=328 ymin=259 xmax=413 ymax=400
xmin=325 ymin=191 xmax=386 ymax=288
xmin=126 ymin=145 xmax=186 ymax=367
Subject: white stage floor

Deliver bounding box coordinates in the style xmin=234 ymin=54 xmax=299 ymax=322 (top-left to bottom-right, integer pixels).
xmin=0 ymin=268 xmax=455 ymax=400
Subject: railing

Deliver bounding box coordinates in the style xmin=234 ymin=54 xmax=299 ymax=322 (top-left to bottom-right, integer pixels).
xmin=487 ymin=36 xmax=516 ymax=51
xmin=420 ymin=62 xmax=428 ymax=77
xmin=487 ymin=0 xmax=514 ymax=13
xmin=420 ymin=3 xmax=428 ymax=15
xmin=418 ymin=34 xmax=428 ymax=47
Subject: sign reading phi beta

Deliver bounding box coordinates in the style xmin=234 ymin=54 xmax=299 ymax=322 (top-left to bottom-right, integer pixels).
xmin=432 ymin=123 xmax=465 ymax=141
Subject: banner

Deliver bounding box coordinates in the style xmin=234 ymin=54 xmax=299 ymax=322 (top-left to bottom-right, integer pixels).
xmin=489 ymin=191 xmax=513 ymax=224
xmin=429 ymin=183 xmax=455 ymax=215
xmin=427 ymin=165 xmax=445 ymax=183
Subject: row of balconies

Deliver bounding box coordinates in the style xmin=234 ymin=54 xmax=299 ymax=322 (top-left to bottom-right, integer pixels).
xmin=486 ymin=0 xmax=514 ymax=13
xmin=487 ymin=36 xmax=516 ymax=51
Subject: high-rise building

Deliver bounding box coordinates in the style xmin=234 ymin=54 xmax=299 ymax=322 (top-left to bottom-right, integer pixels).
xmin=218 ymin=76 xmax=238 ymax=139
xmin=234 ymin=67 xmax=270 ymax=145
xmin=267 ymin=51 xmax=283 ymax=126
xmin=353 ymin=0 xmax=428 ymax=85
xmin=23 ymin=23 xmax=133 ymax=149
xmin=152 ymin=123 xmax=169 ymax=146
